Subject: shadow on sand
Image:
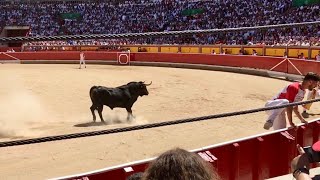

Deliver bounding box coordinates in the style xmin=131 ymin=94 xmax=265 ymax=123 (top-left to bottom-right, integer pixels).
xmin=0 ymin=132 xmax=25 ymax=140
xmin=74 ymin=119 xmax=126 ymax=127
xmin=308 ymin=113 xmax=320 ymax=117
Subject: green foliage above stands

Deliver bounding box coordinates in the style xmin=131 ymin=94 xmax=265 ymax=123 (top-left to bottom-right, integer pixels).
xmin=292 ymin=0 xmax=320 ymax=7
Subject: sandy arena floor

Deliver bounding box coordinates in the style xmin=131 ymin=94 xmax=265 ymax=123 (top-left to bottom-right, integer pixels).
xmin=0 ymin=64 xmax=319 ymax=180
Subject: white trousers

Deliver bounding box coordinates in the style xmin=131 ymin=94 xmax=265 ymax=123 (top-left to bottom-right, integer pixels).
xmin=80 ymin=58 xmax=86 ymax=67
xmin=265 ymin=99 xmax=289 ymax=130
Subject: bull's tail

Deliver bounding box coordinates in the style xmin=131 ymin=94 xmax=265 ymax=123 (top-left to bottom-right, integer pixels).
xmin=89 ymin=86 xmax=97 ymax=103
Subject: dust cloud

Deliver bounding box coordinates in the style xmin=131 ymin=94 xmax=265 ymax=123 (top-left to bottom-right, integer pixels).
xmin=0 ymin=76 xmax=54 ymax=139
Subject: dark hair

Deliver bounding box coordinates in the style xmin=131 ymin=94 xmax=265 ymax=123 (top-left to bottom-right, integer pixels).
xmin=142 ymin=148 xmax=219 ymax=180
xmin=303 ymin=72 xmax=320 ymax=81
xmin=127 ymin=172 xmax=144 ymax=180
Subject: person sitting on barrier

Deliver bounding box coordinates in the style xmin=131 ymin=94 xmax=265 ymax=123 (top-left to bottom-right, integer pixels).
xmin=263 ymin=72 xmax=320 ymax=130
xmin=142 ymin=148 xmax=220 ymax=180
xmin=291 ymin=141 xmax=320 ymax=180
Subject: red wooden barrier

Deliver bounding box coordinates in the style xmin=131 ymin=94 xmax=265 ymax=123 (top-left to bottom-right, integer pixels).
xmin=3 ymin=52 xmax=320 ymax=76
xmin=50 ymin=120 xmax=320 ymax=180
xmin=0 ymin=52 xmax=117 ymax=61
xmin=134 ymin=53 xmax=288 ymax=72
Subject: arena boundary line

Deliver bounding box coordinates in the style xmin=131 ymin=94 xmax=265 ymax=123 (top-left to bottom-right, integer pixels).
xmin=50 ymin=119 xmax=320 ymax=180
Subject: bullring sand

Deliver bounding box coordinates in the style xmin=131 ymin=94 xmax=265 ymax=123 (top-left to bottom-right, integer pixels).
xmin=0 ymin=64 xmax=319 ymax=180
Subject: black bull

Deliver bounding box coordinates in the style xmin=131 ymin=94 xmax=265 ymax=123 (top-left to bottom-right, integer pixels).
xmin=89 ymin=81 xmax=152 ymax=122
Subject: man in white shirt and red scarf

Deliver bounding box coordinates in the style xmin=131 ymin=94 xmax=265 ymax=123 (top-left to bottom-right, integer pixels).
xmin=264 ymin=72 xmax=320 ymax=130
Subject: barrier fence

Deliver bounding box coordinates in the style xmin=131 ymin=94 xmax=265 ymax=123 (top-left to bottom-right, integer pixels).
xmin=1 ymin=51 xmax=320 ymax=76
xmin=50 ymin=120 xmax=320 ymax=180
xmin=1 ymin=45 xmax=320 ymax=59
xmin=12 ymin=45 xmax=320 ymax=59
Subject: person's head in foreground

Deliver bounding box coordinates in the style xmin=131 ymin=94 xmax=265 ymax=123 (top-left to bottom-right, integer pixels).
xmin=127 ymin=172 xmax=144 ymax=180
xmin=142 ymin=148 xmax=220 ymax=180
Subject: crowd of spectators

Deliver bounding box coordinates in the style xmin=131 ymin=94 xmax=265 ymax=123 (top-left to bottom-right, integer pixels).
xmin=0 ymin=0 xmax=319 ymax=46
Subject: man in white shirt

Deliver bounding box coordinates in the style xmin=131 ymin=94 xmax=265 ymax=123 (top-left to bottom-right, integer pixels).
xmin=79 ymin=50 xmax=86 ymax=69
xmin=263 ymin=72 xmax=320 ymax=130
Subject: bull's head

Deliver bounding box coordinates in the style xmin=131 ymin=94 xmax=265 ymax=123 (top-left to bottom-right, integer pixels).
xmin=137 ymin=81 xmax=152 ymax=96
xmin=127 ymin=81 xmax=152 ymax=97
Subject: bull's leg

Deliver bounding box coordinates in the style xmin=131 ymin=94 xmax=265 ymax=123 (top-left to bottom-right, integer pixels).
xmin=90 ymin=105 xmax=96 ymax=122
xmin=97 ymin=105 xmax=105 ymax=123
xmin=126 ymin=108 xmax=133 ymax=121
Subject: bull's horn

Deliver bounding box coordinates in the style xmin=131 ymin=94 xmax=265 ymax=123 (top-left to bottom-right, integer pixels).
xmin=145 ymin=81 xmax=152 ymax=86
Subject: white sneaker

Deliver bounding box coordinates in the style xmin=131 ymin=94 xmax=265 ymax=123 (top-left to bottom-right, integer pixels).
xmin=263 ymin=120 xmax=273 ymax=130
